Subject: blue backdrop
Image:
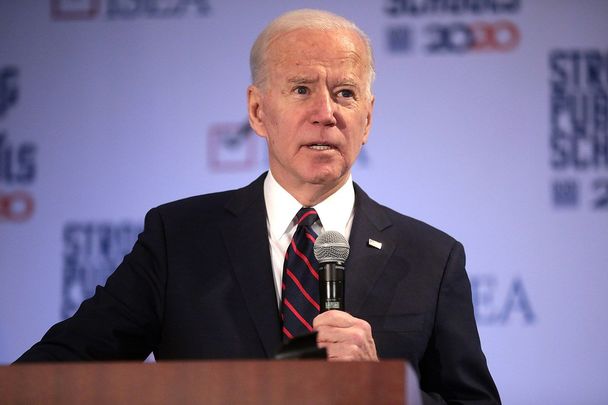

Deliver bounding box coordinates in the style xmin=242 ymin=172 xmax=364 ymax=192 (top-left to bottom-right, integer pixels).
xmin=1 ymin=1 xmax=607 ymax=404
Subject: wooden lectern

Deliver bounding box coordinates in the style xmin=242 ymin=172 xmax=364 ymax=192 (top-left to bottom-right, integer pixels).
xmin=0 ymin=360 xmax=422 ymax=404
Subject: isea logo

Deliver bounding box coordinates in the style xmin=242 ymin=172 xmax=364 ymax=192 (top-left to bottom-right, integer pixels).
xmin=471 ymin=275 xmax=535 ymax=325
xmin=51 ymin=0 xmax=211 ymax=21
xmin=62 ymin=221 xmax=141 ymax=318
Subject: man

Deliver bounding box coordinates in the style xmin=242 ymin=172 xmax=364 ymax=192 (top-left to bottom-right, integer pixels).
xmin=17 ymin=9 xmax=500 ymax=404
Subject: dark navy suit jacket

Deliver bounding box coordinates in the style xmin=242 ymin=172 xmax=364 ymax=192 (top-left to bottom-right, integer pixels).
xmin=17 ymin=173 xmax=500 ymax=404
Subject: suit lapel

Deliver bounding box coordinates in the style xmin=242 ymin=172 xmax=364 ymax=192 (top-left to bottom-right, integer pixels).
xmin=220 ymin=173 xmax=282 ymax=357
xmin=218 ymin=176 xmax=395 ymax=354
xmin=346 ymin=184 xmax=396 ymax=315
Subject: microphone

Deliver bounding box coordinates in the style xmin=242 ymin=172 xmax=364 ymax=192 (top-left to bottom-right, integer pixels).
xmin=313 ymin=231 xmax=350 ymax=312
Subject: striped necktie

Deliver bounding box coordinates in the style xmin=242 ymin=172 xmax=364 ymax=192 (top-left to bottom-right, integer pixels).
xmin=281 ymin=207 xmax=320 ymax=340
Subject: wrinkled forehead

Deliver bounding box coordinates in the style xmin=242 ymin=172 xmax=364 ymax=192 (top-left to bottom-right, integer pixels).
xmin=265 ymin=29 xmax=369 ymax=81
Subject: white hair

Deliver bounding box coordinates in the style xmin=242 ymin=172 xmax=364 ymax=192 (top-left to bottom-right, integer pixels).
xmin=249 ymin=9 xmax=375 ymax=92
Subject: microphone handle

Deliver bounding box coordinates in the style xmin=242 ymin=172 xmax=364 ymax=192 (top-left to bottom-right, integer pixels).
xmin=319 ymin=262 xmax=345 ymax=312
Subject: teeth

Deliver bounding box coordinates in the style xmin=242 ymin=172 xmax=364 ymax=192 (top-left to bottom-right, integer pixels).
xmin=308 ymin=144 xmax=332 ymax=151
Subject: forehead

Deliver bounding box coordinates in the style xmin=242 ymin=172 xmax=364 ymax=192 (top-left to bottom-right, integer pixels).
xmin=266 ymin=29 xmax=367 ymax=80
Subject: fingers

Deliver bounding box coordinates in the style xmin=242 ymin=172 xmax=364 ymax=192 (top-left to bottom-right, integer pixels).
xmin=313 ymin=309 xmax=357 ymax=328
xmin=313 ymin=310 xmax=378 ymax=362
xmin=317 ymin=342 xmax=366 ymax=361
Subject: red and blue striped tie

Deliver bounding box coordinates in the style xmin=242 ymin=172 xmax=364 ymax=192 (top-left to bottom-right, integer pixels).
xmin=281 ymin=207 xmax=320 ymax=340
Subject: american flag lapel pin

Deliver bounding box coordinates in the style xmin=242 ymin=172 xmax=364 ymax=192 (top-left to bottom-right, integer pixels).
xmin=367 ymin=238 xmax=382 ymax=250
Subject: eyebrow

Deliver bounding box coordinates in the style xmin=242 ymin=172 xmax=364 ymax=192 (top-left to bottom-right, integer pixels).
xmin=286 ymin=76 xmax=360 ymax=88
xmin=335 ymin=78 xmax=359 ymax=87
xmin=287 ymin=75 xmax=318 ymax=85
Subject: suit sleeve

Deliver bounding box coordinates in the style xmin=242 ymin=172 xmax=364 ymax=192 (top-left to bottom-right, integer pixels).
xmin=418 ymin=241 xmax=501 ymax=405
xmin=15 ymin=208 xmax=167 ymax=362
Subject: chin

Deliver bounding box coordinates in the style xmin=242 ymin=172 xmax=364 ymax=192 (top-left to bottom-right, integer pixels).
xmin=303 ymin=168 xmax=346 ymax=186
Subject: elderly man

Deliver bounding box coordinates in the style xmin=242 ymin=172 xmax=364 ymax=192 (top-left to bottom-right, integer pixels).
xmin=17 ymin=9 xmax=500 ymax=405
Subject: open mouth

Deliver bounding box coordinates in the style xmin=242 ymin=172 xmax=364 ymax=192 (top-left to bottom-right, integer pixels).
xmin=307 ymin=144 xmax=334 ymax=151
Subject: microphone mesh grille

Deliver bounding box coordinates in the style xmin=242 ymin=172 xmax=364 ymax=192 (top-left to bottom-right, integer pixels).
xmin=313 ymin=230 xmax=350 ymax=264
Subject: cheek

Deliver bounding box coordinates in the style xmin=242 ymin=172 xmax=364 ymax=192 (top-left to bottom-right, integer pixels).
xmin=266 ymin=124 xmax=289 ymax=151
xmin=346 ymin=116 xmax=369 ymax=145
xmin=259 ymin=96 xmax=281 ymax=128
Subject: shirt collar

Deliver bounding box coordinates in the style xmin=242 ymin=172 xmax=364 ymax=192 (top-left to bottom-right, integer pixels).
xmin=264 ymin=171 xmax=355 ymax=239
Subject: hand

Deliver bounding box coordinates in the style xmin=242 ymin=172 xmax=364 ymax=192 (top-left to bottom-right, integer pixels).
xmin=313 ymin=310 xmax=378 ymax=361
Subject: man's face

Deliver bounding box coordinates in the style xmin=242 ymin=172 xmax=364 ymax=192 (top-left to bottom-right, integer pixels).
xmin=248 ymin=28 xmax=374 ymax=198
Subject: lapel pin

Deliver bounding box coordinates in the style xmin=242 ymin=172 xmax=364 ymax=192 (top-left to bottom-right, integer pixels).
xmin=368 ymin=239 xmax=382 ymax=250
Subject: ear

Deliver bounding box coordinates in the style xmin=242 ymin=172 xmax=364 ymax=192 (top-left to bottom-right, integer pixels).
xmin=361 ymin=95 xmax=374 ymax=145
xmin=247 ymin=85 xmax=267 ymax=138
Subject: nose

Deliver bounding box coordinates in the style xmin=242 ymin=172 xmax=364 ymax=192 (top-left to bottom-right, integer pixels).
xmin=310 ymin=90 xmax=337 ymax=127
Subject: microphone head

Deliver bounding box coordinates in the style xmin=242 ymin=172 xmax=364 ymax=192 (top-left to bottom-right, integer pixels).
xmin=313 ymin=230 xmax=350 ymax=264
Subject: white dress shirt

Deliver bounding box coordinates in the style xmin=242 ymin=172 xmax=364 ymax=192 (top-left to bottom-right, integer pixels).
xmin=263 ymin=171 xmax=355 ymax=307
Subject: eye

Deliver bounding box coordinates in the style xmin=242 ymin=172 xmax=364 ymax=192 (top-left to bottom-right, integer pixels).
xmin=294 ymin=86 xmax=309 ymax=95
xmin=337 ymin=89 xmax=355 ymax=98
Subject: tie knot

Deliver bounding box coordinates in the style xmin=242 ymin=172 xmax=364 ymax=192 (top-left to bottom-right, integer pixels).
xmin=296 ymin=207 xmax=318 ymax=227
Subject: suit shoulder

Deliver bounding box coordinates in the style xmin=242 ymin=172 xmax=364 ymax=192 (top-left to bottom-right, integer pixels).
xmin=391 ymin=206 xmax=454 ymax=240
xmin=145 ymin=189 xmax=241 ymax=228
xmin=144 ymin=174 xmax=266 ymax=224
xmin=154 ymin=189 xmax=236 ymax=216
